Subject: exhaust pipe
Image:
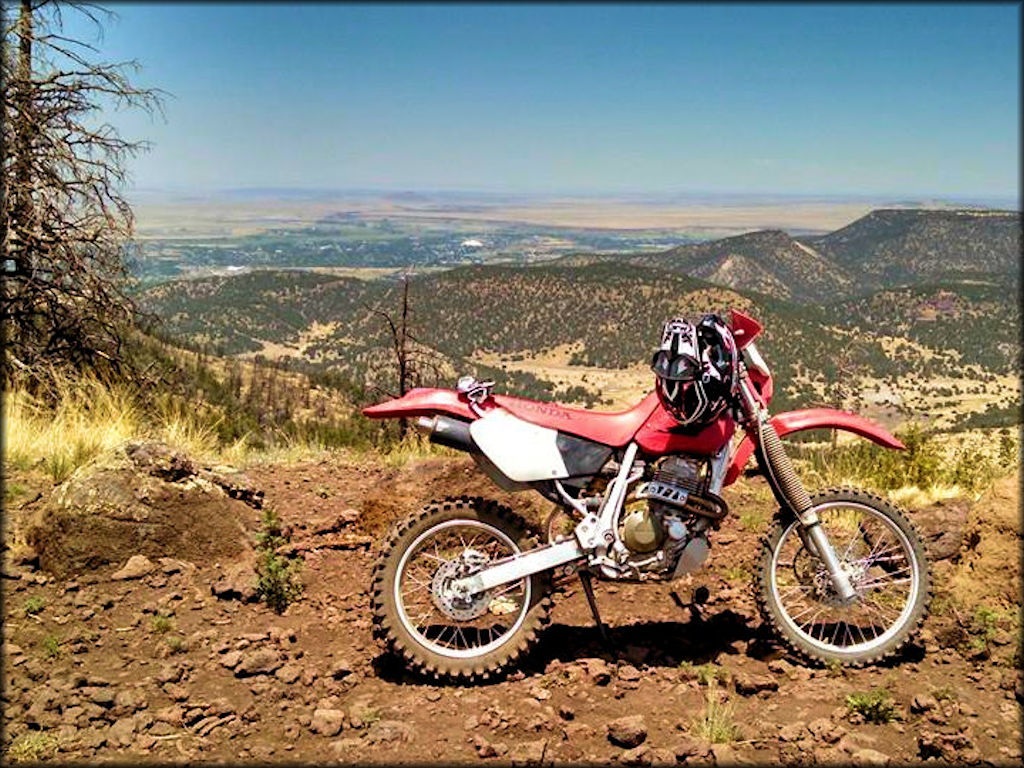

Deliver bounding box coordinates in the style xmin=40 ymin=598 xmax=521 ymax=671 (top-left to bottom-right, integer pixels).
xmin=414 ymin=415 xmax=476 ymax=453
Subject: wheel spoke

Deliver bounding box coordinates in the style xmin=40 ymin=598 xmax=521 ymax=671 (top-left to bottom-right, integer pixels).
xmin=771 ymin=500 xmax=921 ymax=656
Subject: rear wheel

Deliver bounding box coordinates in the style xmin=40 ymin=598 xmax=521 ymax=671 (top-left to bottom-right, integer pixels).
xmin=757 ymin=488 xmax=931 ymax=666
xmin=370 ymin=496 xmax=552 ymax=681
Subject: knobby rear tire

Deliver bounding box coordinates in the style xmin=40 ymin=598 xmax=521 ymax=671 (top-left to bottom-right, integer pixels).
xmin=370 ymin=496 xmax=552 ymax=682
xmin=756 ymin=487 xmax=932 ymax=667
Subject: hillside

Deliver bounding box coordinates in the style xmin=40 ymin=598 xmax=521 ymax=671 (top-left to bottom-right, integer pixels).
xmin=628 ymin=229 xmax=854 ymax=303
xmin=139 ymin=259 xmax=1020 ymax=424
xmin=804 ymin=208 xmax=1021 ymax=285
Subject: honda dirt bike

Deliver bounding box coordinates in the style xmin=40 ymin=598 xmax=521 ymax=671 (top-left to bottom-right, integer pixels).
xmin=363 ymin=310 xmax=931 ymax=681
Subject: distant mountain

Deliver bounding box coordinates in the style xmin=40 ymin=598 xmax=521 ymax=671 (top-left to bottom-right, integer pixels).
xmin=626 ymin=229 xmax=854 ymax=303
xmin=804 ymin=208 xmax=1021 ymax=285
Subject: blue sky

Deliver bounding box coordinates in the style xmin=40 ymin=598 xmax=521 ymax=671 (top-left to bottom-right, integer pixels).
xmin=59 ymin=3 xmax=1020 ymax=200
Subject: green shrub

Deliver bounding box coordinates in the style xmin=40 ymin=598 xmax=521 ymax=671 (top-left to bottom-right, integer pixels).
xmin=255 ymin=506 xmax=303 ymax=613
xmin=23 ymin=596 xmax=44 ymax=616
xmin=150 ymin=613 xmax=174 ymax=633
xmin=846 ymin=688 xmax=897 ymax=723
xmin=41 ymin=635 xmax=61 ymax=658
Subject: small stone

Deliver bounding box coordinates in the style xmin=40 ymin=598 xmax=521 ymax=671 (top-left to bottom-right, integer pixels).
xmin=108 ymin=716 xmax=137 ymax=747
xmin=607 ymin=715 xmax=647 ymax=748
xmin=621 ymin=744 xmax=651 ymax=765
xmin=851 ymin=747 xmax=890 ymax=766
xmin=581 ymin=658 xmax=612 ymax=685
xmin=509 ymin=738 xmax=547 ymax=766
xmin=329 ymin=658 xmax=353 ymax=680
xmin=808 ymin=717 xmax=843 ymax=744
xmin=778 ymin=722 xmax=806 ymax=742
xmin=618 ymin=664 xmax=642 ymax=682
xmin=911 ymin=693 xmax=938 ymax=714
xmin=558 ymin=705 xmax=575 ymax=721
xmin=111 ymin=555 xmax=156 ymax=581
xmin=424 ymin=689 xmax=442 ymax=702
xmin=310 ymin=709 xmax=345 ymax=737
xmin=366 ymin=719 xmax=414 ymax=744
xmin=234 ymin=648 xmax=283 ymax=677
xmin=733 ymin=671 xmax=778 ymax=696
xmin=275 ymin=664 xmax=302 ymax=684
xmin=220 ymin=650 xmax=243 ymax=669
xmin=472 ymin=734 xmax=498 ymax=758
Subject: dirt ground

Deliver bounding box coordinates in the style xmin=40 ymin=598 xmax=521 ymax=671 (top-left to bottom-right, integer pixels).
xmin=2 ymin=453 xmax=1020 ymax=765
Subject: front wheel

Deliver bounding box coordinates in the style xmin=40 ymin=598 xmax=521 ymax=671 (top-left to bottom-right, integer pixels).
xmin=757 ymin=488 xmax=932 ymax=666
xmin=370 ymin=496 xmax=552 ymax=682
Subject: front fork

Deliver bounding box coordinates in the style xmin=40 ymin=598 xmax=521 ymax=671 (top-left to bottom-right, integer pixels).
xmin=739 ymin=378 xmax=858 ymax=603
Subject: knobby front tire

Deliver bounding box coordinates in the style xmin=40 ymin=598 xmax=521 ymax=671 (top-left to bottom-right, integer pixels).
xmin=756 ymin=488 xmax=932 ymax=667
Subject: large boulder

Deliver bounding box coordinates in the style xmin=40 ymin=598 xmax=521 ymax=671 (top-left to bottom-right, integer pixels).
xmin=26 ymin=442 xmax=262 ymax=577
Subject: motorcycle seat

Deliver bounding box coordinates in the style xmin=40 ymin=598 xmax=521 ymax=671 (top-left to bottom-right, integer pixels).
xmin=492 ymin=391 xmax=661 ymax=448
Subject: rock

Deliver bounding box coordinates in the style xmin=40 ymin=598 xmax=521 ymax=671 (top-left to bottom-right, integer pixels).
xmin=310 ymin=709 xmax=345 ymax=737
xmin=366 ymin=719 xmax=414 ymax=745
xmin=90 ymin=687 xmax=116 ymax=707
xmin=911 ymin=693 xmax=938 ymax=714
xmin=329 ymin=658 xmax=353 ymax=680
xmin=108 ymin=716 xmax=137 ymax=747
xmin=111 ymin=555 xmax=156 ymax=581
xmin=915 ymin=499 xmax=969 ymax=561
xmin=918 ymin=729 xmax=978 ymax=761
xmin=508 ymin=738 xmax=547 ymax=766
xmin=851 ymin=748 xmax=890 ymax=766
xmin=618 ymin=664 xmax=642 ymax=682
xmin=673 ymin=734 xmax=709 ymax=760
xmin=275 ymin=664 xmax=302 ymax=684
xmin=607 ymin=715 xmax=647 ymax=748
xmin=733 ymin=671 xmax=778 ymax=696
xmin=154 ymin=705 xmax=184 ymax=727
xmin=778 ymin=722 xmax=806 ymax=742
xmin=620 ymin=744 xmax=651 ymax=765
xmin=220 ymin=650 xmax=244 ymax=669
xmin=648 ymin=746 xmax=676 ymax=766
xmin=557 ymin=705 xmax=575 ymax=721
xmin=807 ymin=717 xmax=843 ymax=744
xmin=234 ymin=648 xmax=282 ymax=677
xmin=210 ymin=557 xmax=259 ymax=603
xmin=473 ymin=735 xmax=500 ymax=758
xmin=580 ymin=658 xmax=612 ymax=685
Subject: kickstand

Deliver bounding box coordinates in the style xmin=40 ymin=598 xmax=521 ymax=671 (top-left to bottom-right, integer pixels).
xmin=578 ymin=570 xmax=613 ymax=651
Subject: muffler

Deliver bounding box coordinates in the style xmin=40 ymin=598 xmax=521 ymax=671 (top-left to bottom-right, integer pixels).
xmin=414 ymin=415 xmax=476 ymax=452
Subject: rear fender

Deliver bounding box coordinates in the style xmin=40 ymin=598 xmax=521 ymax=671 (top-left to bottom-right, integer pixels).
xmin=361 ymin=387 xmax=477 ymax=421
xmin=723 ymin=408 xmax=905 ymax=487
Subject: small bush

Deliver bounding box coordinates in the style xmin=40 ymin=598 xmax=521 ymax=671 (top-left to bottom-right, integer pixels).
xmin=165 ymin=635 xmax=186 ymax=654
xmin=846 ymin=688 xmax=897 ymax=724
xmin=23 ymin=596 xmax=45 ymax=616
xmin=931 ymin=684 xmax=956 ymax=702
xmin=150 ymin=613 xmax=174 ymax=633
xmin=41 ymin=635 xmax=61 ymax=658
xmin=5 ymin=732 xmax=59 ymax=763
xmin=255 ymin=506 xmax=303 ymax=613
xmin=690 ymin=680 xmax=741 ymax=743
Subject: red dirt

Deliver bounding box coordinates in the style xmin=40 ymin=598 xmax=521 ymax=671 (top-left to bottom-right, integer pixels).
xmin=2 ymin=455 xmax=1020 ymax=764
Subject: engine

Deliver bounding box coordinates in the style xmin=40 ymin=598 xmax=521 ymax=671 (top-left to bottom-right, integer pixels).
xmin=617 ymin=455 xmax=726 ymax=579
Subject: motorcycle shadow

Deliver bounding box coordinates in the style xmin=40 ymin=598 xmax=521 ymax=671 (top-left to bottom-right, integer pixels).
xmin=372 ymin=607 xmax=777 ymax=687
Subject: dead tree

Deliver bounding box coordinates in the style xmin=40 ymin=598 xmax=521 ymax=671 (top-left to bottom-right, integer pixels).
xmin=369 ymin=271 xmax=446 ymax=438
xmin=1 ymin=0 xmax=164 ymax=384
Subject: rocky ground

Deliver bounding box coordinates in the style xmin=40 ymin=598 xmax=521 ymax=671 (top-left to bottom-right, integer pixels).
xmin=2 ymin=445 xmax=1020 ymax=764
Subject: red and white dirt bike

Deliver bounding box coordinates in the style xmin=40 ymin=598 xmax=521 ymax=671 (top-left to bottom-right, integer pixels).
xmin=363 ymin=310 xmax=931 ymax=681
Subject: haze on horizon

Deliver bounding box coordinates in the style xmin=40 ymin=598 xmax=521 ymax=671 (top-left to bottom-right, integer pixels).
xmin=66 ymin=3 xmax=1020 ymax=204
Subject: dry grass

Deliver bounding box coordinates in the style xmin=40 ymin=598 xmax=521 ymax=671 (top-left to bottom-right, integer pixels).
xmin=2 ymin=372 xmax=336 ymax=481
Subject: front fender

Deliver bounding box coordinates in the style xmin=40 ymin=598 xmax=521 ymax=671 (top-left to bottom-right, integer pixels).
xmin=723 ymin=408 xmax=905 ymax=487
